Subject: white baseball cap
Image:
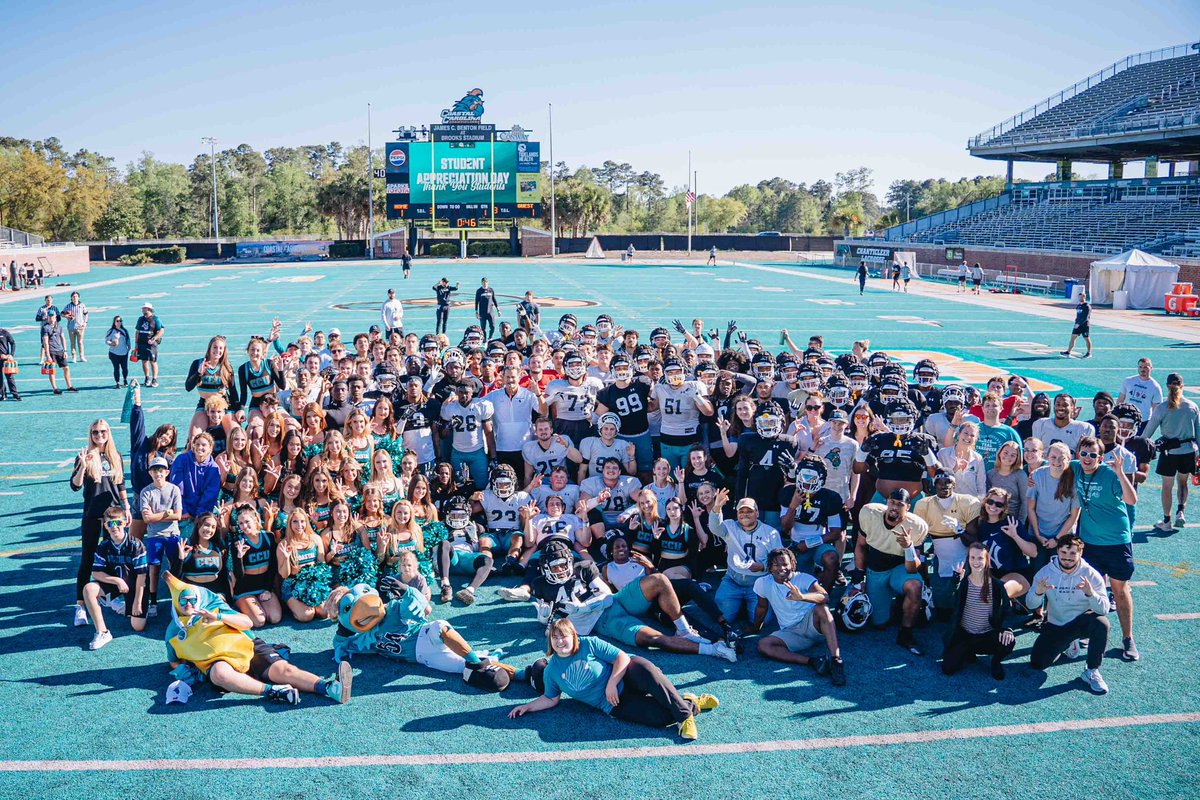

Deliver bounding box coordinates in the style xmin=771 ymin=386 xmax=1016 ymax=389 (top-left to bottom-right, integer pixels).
xmin=165 ymin=679 xmax=193 ymax=705
xmin=142 ymin=302 xmax=154 ymax=311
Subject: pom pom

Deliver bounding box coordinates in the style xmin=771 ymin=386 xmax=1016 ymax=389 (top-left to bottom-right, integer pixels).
xmin=284 ymin=562 xmax=334 ymax=608
xmin=418 ymin=521 xmax=449 ymax=583
xmin=334 ymin=545 xmax=378 ymax=589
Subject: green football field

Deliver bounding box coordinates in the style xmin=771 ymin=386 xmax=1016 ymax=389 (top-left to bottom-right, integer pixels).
xmin=0 ymin=258 xmax=1198 ymax=799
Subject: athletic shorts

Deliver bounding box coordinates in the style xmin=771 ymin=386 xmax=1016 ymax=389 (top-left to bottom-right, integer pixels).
xmin=448 ymin=546 xmax=486 ymax=574
xmin=1071 ymin=325 xmax=1090 ymax=337
xmin=412 ymin=620 xmax=466 ymax=674
xmin=596 ymin=579 xmax=652 ymax=645
xmin=793 ymin=542 xmax=838 ymax=575
xmin=972 ymin=279 xmax=982 ymax=287
xmin=772 ymin=612 xmax=823 ymax=652
xmin=482 ymin=530 xmax=520 ymax=553
xmin=247 ymin=638 xmax=285 ymax=683
xmin=1156 ymin=451 xmax=1198 ymax=477
xmin=866 ymin=564 xmax=923 ymax=626
xmin=144 ymin=534 xmax=180 ymax=567
xmin=1082 ymin=542 xmax=1134 ymax=582
xmin=618 ymin=432 xmax=653 ymax=473
xmin=137 ymin=344 xmax=158 ymax=363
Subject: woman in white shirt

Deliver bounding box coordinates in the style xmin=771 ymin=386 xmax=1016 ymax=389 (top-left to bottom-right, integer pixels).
xmin=937 ymin=421 xmax=987 ymax=499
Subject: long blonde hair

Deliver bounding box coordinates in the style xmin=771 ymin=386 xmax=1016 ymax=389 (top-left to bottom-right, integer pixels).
xmin=86 ymin=419 xmax=123 ymax=482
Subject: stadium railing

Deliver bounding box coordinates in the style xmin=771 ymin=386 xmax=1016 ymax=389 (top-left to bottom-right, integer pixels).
xmin=1 ymin=225 xmax=45 ymax=247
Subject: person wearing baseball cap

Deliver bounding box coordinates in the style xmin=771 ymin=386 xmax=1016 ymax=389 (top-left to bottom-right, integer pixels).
xmin=1143 ymin=371 xmax=1199 ymax=534
xmin=140 ymin=455 xmax=183 ymax=617
xmin=854 ymin=487 xmax=930 ymax=655
xmin=39 ymin=306 xmax=77 ymax=394
xmin=713 ymin=495 xmax=783 ymax=626
xmin=815 ymin=408 xmax=859 ymax=512
xmin=135 ymin=302 xmax=164 ymax=387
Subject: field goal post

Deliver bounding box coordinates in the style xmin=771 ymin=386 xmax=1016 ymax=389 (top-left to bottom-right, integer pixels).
xmin=1001 ymin=264 xmax=1018 ymax=293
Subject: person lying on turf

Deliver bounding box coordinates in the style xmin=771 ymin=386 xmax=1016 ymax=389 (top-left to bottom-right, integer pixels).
xmin=507 ymin=617 xmax=719 ymax=741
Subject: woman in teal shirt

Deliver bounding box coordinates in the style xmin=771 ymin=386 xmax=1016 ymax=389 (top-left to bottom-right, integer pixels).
xmin=507 ymin=618 xmax=718 ymax=740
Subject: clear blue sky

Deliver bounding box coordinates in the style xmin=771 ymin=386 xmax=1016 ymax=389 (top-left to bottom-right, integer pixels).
xmin=4 ymin=0 xmax=1199 ymax=196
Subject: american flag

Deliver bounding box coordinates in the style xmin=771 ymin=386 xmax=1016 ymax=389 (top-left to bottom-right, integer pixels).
xmin=685 ymin=191 xmax=696 ymax=206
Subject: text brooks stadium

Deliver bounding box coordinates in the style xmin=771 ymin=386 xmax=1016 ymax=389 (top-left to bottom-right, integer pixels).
xmin=385 ymin=133 xmax=542 ymax=228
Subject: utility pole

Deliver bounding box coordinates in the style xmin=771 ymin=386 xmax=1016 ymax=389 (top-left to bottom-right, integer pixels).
xmin=367 ymin=102 xmax=374 ymax=259
xmin=548 ymin=102 xmax=556 ymax=258
xmin=202 ymin=137 xmax=220 ymax=257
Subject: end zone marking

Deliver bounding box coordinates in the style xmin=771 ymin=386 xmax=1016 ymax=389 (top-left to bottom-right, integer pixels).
xmin=1134 ymin=559 xmax=1198 ymax=579
xmin=0 ymin=713 xmax=1197 ymax=772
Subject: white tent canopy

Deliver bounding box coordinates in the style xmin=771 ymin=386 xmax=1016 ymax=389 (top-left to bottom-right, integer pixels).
xmin=1088 ymin=249 xmax=1179 ymax=309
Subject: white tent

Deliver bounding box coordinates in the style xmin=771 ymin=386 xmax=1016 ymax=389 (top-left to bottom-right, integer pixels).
xmin=584 ymin=236 xmax=605 ymax=259
xmin=1088 ymin=249 xmax=1179 ymax=309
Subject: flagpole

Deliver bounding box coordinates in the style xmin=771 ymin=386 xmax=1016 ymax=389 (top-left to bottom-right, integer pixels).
xmin=687 ymin=150 xmax=692 ymax=255
xmin=367 ymin=102 xmax=374 ymax=259
xmin=549 ymin=102 xmax=556 ymax=259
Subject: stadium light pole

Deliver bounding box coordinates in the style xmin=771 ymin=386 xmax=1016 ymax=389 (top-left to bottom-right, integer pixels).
xmin=202 ymin=137 xmax=219 ymax=256
xmin=687 ymin=150 xmax=692 ymax=255
xmin=367 ymin=102 xmax=374 ymax=260
xmin=548 ymin=102 xmax=556 ymax=258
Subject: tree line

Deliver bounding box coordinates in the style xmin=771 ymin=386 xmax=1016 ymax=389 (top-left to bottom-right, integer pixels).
xmin=1 ymin=136 xmax=1011 ymax=241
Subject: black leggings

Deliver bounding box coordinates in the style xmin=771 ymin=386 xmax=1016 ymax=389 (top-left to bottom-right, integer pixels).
xmin=941 ymin=628 xmax=1015 ymax=675
xmin=77 ymin=516 xmax=103 ymax=602
xmin=479 ymin=312 xmax=495 ymax=339
xmin=609 ymin=656 xmax=697 ymax=727
xmin=1030 ymin=612 xmax=1110 ymax=671
xmin=109 ymin=353 xmax=129 ymax=383
xmin=435 ymin=306 xmax=450 ymax=334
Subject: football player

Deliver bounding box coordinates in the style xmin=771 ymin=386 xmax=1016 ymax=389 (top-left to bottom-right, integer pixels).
xmin=779 ymin=456 xmax=847 ymax=591
xmin=580 ymin=412 xmax=638 ymax=480
xmin=853 ymin=489 xmax=931 ymax=655
xmin=475 ymin=463 xmax=533 ymax=579
xmin=854 ymin=399 xmax=939 ymax=501
xmin=734 ymin=409 xmax=797 ymax=529
xmin=436 ymin=495 xmax=493 ymax=606
xmin=545 ymin=351 xmax=604 ymax=443
xmin=652 ymin=358 xmax=714 ymax=470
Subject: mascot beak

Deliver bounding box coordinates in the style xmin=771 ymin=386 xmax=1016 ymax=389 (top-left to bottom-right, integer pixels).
xmin=350 ymin=594 xmax=385 ymax=632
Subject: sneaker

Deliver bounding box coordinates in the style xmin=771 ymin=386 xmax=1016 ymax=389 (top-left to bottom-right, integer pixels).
xmin=328 ymin=660 xmax=353 ymax=704
xmin=830 ymin=657 xmax=846 ymax=686
xmin=1059 ymin=350 xmax=1072 ymax=357
xmin=89 ymin=630 xmax=113 ymax=651
xmin=677 ymin=715 xmax=699 ymax=740
xmin=1122 ymin=637 xmax=1140 ymax=662
xmin=1106 ymin=588 xmax=1117 ymax=614
xmin=1154 ymin=519 xmax=1175 ymax=534
xmin=101 ymin=595 xmax=126 ymax=616
xmin=146 ymin=604 xmax=158 ymax=619
xmin=689 ymin=693 xmax=720 ymax=712
xmin=678 ymin=624 xmax=707 ymax=644
xmin=498 ymin=585 xmax=531 ymax=602
xmin=810 ymin=655 xmax=832 ymax=676
xmin=1175 ymin=510 xmax=1187 ymax=528
xmin=1082 ymin=668 xmax=1109 ymax=695
xmin=991 ymin=659 xmax=1006 ymax=681
xmin=67 ymin=386 xmax=78 ymax=393
xmin=80 ymin=356 xmax=87 ymax=362
xmin=73 ymin=606 xmax=88 ymax=627
xmin=711 ymin=640 xmax=738 ymax=663
xmin=439 ymin=584 xmax=453 ymax=603
xmin=455 ymin=587 xmax=476 ymax=606
xmin=833 ymin=570 xmax=848 ymax=587
xmin=722 ymin=625 xmax=744 ymax=654
xmin=1065 ymin=639 xmax=1087 ymax=659
xmin=1081 ymin=353 xmax=1091 ymax=359
xmin=53 ymin=389 xmax=62 ymax=395
xmin=265 ymin=684 xmax=301 ymax=705
xmin=114 ymin=382 xmax=121 ymax=389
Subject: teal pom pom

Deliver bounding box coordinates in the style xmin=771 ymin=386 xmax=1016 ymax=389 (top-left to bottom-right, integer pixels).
xmin=334 ymin=545 xmax=378 ymax=588
xmin=302 ymin=443 xmax=325 ymax=460
xmin=285 ymin=562 xmax=333 ymax=608
xmin=418 ymin=521 xmax=448 ymax=583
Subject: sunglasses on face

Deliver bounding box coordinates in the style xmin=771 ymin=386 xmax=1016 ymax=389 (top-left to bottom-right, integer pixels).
xmin=1078 ymin=450 xmax=1099 ymax=459
xmin=984 ymin=499 xmax=1005 ymax=508
xmin=91 ymin=430 xmax=108 ymax=437
xmin=104 ymin=519 xmax=124 ymax=529
xmin=179 ymin=596 xmax=198 ymax=609
xmin=806 ymin=405 xmax=822 ymax=411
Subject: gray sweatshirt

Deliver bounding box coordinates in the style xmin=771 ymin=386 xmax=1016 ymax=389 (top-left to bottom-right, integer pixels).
xmin=1025 ymin=555 xmax=1109 ymax=626
xmin=1143 ymin=398 xmax=1200 ymax=455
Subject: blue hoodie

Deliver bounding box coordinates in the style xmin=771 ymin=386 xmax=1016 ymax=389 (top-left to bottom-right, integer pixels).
xmin=168 ymin=450 xmax=221 ymax=519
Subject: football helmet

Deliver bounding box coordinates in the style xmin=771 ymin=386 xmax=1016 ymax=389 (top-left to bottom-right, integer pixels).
xmin=838 ymin=584 xmax=872 ymax=631
xmin=866 ymin=352 xmax=890 ymax=379
xmin=558 ymin=314 xmax=578 ymax=336
xmin=489 ymin=464 xmax=518 ymax=500
xmin=598 ymin=412 xmax=622 ymax=435
xmin=751 ymin=353 xmax=776 ymax=383
xmin=825 ymin=374 xmax=851 ymax=408
xmin=563 ymin=352 xmax=586 ymax=381
xmin=913 ymin=359 xmax=940 ymax=389
xmin=611 ymin=355 xmax=634 ymax=383
xmin=650 ymin=327 xmax=670 ymax=348
xmin=797 ymin=364 xmax=822 ymax=392
xmin=794 ymin=456 xmax=828 ymax=494
xmin=884 ymin=399 xmax=918 ymax=436
xmin=845 ymin=363 xmax=870 ymax=393
xmin=663 ymin=358 xmax=685 ymax=388
xmin=541 ymin=541 xmax=575 ymax=585
xmin=940 ymin=384 xmax=966 ymax=411
xmin=755 ymin=410 xmax=784 ymax=439
xmin=444 ymin=496 xmax=473 ymax=532
xmin=1113 ymin=402 xmax=1142 ymax=440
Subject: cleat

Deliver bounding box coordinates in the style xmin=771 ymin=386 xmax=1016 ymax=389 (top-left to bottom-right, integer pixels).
xmin=830 ymin=657 xmax=846 ymax=686
xmin=810 ymin=656 xmax=832 ymax=676
xmin=455 ymin=588 xmax=476 ymax=606
xmin=498 ymin=585 xmax=531 ymax=602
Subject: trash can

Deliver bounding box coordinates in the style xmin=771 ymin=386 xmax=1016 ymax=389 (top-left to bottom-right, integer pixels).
xmin=1063 ymin=279 xmax=1079 ymax=299
xmin=1113 ymin=289 xmax=1129 ymax=310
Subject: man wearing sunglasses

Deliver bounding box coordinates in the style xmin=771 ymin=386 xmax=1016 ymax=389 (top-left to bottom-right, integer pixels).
xmin=80 ymin=507 xmax=148 ymax=650
xmin=1072 ymin=436 xmax=1140 ymax=662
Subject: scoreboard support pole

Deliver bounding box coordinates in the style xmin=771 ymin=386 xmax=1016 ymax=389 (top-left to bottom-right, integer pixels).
xmin=460 ymin=230 xmax=468 ymax=260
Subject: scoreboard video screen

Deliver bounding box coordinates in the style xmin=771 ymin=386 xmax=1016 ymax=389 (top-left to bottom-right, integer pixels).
xmin=385 ymin=137 xmax=542 ymax=225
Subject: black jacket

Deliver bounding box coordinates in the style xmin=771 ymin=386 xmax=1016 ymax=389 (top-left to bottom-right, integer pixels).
xmin=944 ymin=572 xmax=1011 ymax=644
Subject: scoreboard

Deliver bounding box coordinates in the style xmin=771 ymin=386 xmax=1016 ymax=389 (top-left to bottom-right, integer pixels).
xmin=385 ymin=131 xmax=542 ymax=225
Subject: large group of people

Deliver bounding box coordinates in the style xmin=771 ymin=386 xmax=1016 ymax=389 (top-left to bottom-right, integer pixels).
xmin=52 ymin=273 xmax=1200 ymax=738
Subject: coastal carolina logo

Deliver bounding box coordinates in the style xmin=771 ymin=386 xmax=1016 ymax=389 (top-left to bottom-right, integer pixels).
xmin=440 ymin=88 xmax=486 ymax=122
xmin=388 ymin=149 xmax=407 ymax=168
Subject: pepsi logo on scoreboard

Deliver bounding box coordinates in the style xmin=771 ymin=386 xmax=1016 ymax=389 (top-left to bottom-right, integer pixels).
xmin=388 ymin=148 xmax=407 ymax=168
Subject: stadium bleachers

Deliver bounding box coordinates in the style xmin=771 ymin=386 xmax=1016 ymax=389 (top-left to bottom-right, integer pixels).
xmin=972 ymin=43 xmax=1200 ymax=149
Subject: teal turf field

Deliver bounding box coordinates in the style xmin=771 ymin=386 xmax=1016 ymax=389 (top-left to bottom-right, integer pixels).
xmin=1 ymin=259 xmax=1198 ymax=799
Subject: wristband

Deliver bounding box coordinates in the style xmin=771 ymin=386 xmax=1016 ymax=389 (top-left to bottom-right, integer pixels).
xmin=215 ymin=609 xmax=223 ymax=621
xmin=904 ymin=546 xmax=918 ymax=561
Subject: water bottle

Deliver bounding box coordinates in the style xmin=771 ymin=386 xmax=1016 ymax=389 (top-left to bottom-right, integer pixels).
xmin=120 ymin=380 xmax=137 ymax=424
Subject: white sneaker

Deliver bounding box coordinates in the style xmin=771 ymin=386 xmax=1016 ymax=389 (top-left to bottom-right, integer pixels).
xmin=498 ymin=585 xmax=531 ymax=602
xmin=711 ymin=641 xmax=738 ymax=663
xmin=1154 ymin=520 xmax=1175 ymax=533
xmin=1175 ymin=510 xmax=1187 ymax=528
xmin=73 ymin=606 xmax=88 ymax=627
xmin=101 ymin=595 xmax=126 ymax=616
xmin=146 ymin=604 xmax=158 ymax=618
xmin=1066 ymin=639 xmax=1087 ymax=659
xmin=535 ymin=601 xmax=552 ymax=625
xmin=679 ymin=624 xmax=708 ymax=644
xmin=80 ymin=356 xmax=87 ymax=363
xmin=1082 ymin=667 xmax=1109 ymax=695
xmin=89 ymin=630 xmax=113 ymax=651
